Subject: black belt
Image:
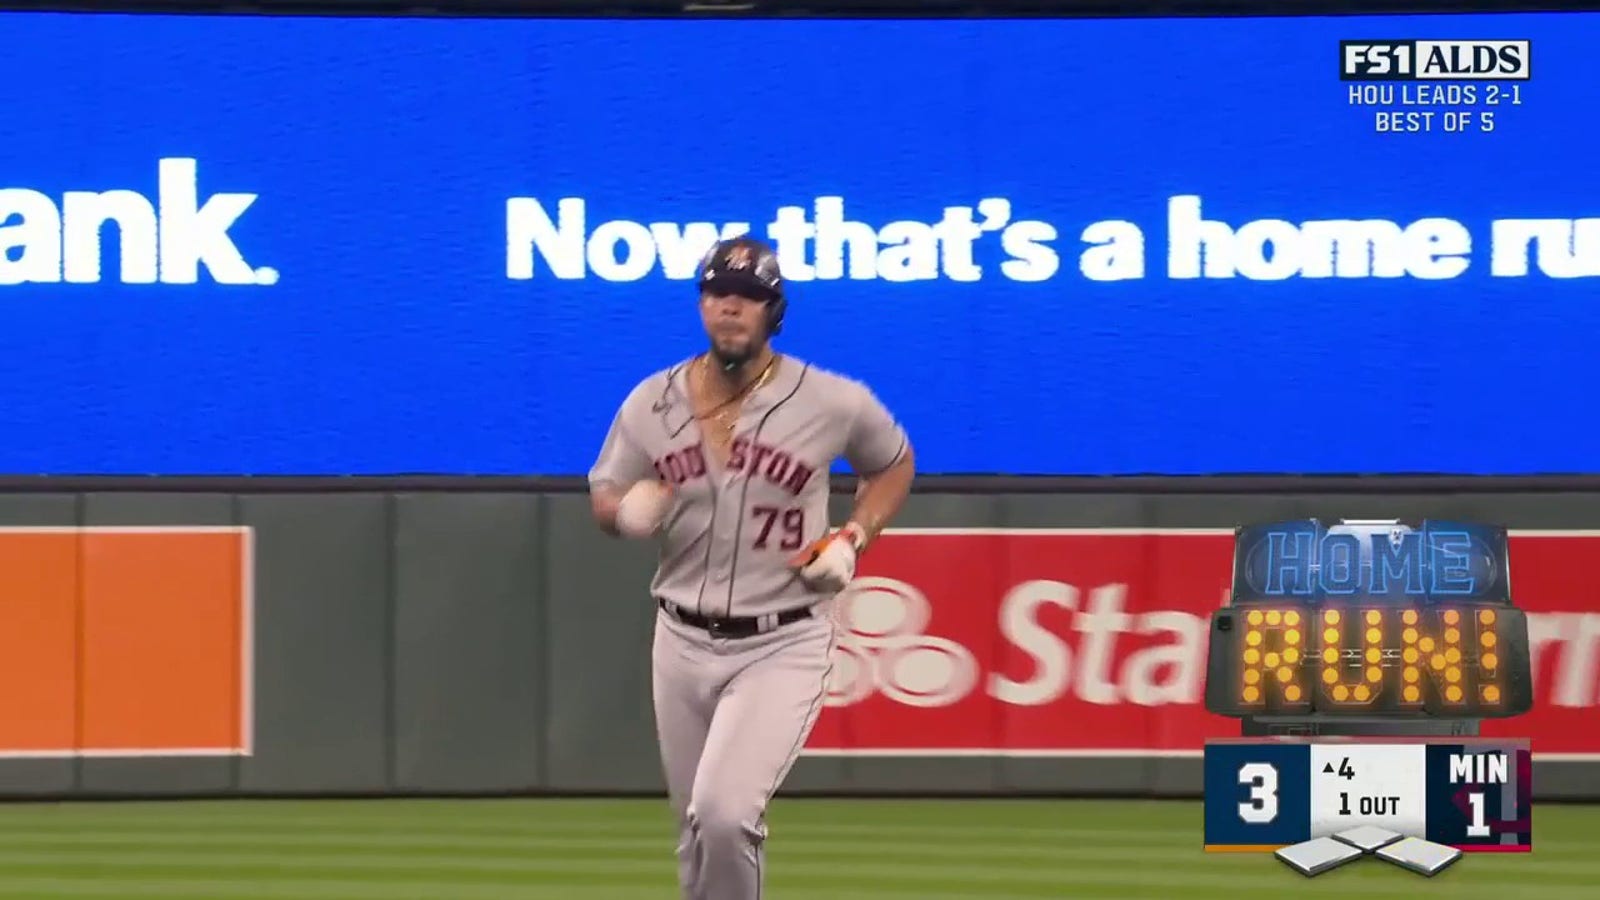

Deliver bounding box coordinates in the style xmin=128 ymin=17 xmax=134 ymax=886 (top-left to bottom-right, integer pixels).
xmin=658 ymin=599 xmax=812 ymax=638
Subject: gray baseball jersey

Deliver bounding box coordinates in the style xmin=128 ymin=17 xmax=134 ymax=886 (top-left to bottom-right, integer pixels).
xmin=589 ymin=353 xmax=907 ymax=618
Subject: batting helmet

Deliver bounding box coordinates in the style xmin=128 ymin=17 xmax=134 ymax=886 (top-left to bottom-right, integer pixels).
xmin=697 ymin=236 xmax=786 ymax=335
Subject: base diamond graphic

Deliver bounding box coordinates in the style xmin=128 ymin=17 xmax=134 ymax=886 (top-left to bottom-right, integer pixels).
xmin=1273 ymin=831 xmax=1465 ymax=878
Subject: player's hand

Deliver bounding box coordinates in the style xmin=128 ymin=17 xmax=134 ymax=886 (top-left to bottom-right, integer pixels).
xmin=788 ymin=525 xmax=866 ymax=592
xmin=614 ymin=479 xmax=673 ymax=539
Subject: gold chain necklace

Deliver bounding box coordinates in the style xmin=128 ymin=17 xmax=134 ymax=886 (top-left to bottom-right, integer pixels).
xmin=693 ymin=355 xmax=777 ymax=441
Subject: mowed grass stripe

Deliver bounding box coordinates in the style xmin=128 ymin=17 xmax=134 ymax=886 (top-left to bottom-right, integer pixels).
xmin=0 ymin=864 xmax=1592 ymax=898
xmin=1 ymin=835 xmax=1595 ymax=876
xmin=0 ymin=841 xmax=1240 ymax=869
xmin=0 ymin=877 xmax=1237 ymax=900
xmin=0 ymin=801 xmax=1118 ymax=824
xmin=0 ymin=819 xmax=1198 ymax=845
xmin=0 ymin=827 xmax=1188 ymax=853
xmin=0 ymin=859 xmax=672 ymax=887
xmin=2 ymin=816 xmax=1594 ymax=857
xmin=1 ymin=850 xmax=1595 ymax=893
xmin=769 ymin=867 xmax=1600 ymax=900
xmin=0 ymin=878 xmax=692 ymax=900
xmin=0 ymin=798 xmax=1591 ymax=843
xmin=0 ymin=799 xmax=1179 ymax=828
xmin=0 ymin=834 xmax=1172 ymax=859
xmin=0 ymin=876 xmax=1589 ymax=900
xmin=0 ymin=851 xmax=1580 ymax=896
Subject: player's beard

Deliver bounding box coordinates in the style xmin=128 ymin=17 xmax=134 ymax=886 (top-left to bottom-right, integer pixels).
xmin=709 ymin=333 xmax=762 ymax=373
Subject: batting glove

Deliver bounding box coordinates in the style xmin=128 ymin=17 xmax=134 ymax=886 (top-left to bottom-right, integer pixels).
xmin=614 ymin=480 xmax=672 ymax=539
xmin=789 ymin=523 xmax=868 ymax=592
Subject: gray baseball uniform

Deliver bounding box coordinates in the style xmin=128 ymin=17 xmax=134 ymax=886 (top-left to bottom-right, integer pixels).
xmin=590 ymin=353 xmax=908 ymax=900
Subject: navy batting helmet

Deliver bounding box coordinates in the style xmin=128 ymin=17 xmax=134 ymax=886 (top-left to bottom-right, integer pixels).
xmin=697 ymin=236 xmax=786 ymax=335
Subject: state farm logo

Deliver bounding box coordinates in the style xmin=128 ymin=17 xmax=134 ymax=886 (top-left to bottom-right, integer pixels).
xmin=824 ymin=574 xmax=1226 ymax=711
xmin=825 ymin=576 xmax=980 ymax=708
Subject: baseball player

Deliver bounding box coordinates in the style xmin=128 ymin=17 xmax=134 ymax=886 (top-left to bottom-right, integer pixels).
xmin=588 ymin=236 xmax=915 ymax=899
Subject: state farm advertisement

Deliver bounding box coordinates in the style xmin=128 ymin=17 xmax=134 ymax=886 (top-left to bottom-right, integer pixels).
xmin=805 ymin=529 xmax=1600 ymax=758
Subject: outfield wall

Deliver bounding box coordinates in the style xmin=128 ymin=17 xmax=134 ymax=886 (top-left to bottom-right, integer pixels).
xmin=1 ymin=482 xmax=1596 ymax=802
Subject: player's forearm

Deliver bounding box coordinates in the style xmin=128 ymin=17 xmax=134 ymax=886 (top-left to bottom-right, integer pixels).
xmin=847 ymin=449 xmax=914 ymax=549
xmin=590 ymin=486 xmax=624 ymax=537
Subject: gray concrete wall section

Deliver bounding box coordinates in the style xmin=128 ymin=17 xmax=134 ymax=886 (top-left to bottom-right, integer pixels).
xmin=542 ymin=493 xmax=662 ymax=793
xmin=236 ymin=494 xmax=390 ymax=795
xmin=390 ymin=494 xmax=547 ymax=793
xmin=0 ymin=486 xmax=1592 ymax=800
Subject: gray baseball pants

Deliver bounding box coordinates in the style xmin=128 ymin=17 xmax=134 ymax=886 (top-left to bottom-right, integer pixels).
xmin=650 ymin=604 xmax=837 ymax=900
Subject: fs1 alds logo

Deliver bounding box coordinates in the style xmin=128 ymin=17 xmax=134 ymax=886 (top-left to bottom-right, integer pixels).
xmin=1340 ymin=40 xmax=1530 ymax=81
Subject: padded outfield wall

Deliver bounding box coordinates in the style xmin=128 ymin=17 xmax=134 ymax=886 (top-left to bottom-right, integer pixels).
xmin=0 ymin=480 xmax=1595 ymax=801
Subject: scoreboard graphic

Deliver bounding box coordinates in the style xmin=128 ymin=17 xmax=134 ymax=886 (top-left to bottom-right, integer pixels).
xmin=1201 ymin=519 xmax=1535 ymax=876
xmin=1203 ymin=737 xmax=1533 ymax=852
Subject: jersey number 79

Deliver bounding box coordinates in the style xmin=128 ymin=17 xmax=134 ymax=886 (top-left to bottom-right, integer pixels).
xmin=751 ymin=506 xmax=804 ymax=550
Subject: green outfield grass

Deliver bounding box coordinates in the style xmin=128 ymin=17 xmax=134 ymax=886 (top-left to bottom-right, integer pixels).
xmin=0 ymin=797 xmax=1592 ymax=898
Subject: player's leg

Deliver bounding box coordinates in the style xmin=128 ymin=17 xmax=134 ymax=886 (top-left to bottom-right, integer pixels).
xmin=652 ymin=609 xmax=724 ymax=898
xmin=686 ymin=616 xmax=836 ymax=900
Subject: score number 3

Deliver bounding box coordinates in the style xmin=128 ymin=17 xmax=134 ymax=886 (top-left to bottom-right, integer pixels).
xmin=1238 ymin=762 xmax=1279 ymax=824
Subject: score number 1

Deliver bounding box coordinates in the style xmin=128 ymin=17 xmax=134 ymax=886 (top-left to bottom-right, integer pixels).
xmin=1238 ymin=763 xmax=1279 ymax=824
xmin=1467 ymin=792 xmax=1490 ymax=837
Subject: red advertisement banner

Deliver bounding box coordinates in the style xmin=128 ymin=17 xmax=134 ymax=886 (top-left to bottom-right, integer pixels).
xmin=805 ymin=529 xmax=1600 ymax=759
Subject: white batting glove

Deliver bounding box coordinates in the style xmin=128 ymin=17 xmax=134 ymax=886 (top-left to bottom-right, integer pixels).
xmin=789 ymin=523 xmax=867 ymax=593
xmin=614 ymin=480 xmax=672 ymax=539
